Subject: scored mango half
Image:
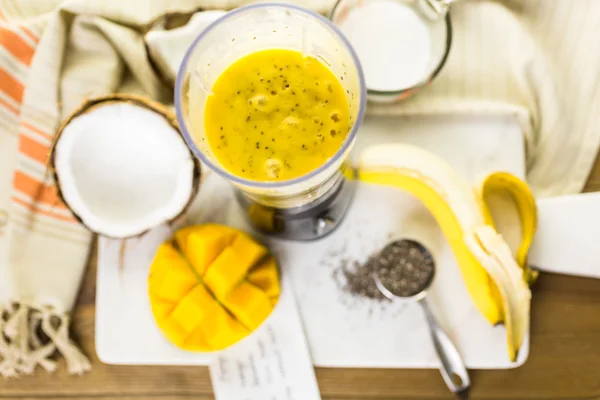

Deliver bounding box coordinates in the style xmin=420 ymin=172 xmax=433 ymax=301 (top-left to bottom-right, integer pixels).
xmin=148 ymin=224 xmax=280 ymax=352
xmin=358 ymin=144 xmax=534 ymax=362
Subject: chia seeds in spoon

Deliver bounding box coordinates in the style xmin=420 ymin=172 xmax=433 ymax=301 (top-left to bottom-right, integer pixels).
xmin=342 ymin=240 xmax=435 ymax=299
xmin=377 ymin=240 xmax=435 ymax=297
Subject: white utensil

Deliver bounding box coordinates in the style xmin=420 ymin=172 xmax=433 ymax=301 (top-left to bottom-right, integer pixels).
xmin=530 ymin=192 xmax=600 ymax=278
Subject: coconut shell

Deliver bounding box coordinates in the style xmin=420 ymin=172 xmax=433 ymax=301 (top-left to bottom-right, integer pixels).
xmin=48 ymin=93 xmax=201 ymax=239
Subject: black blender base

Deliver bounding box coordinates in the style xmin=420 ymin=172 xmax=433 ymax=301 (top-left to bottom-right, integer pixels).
xmin=235 ymin=175 xmax=356 ymax=241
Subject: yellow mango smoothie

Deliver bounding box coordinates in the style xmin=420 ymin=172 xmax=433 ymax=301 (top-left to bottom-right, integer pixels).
xmin=204 ymin=49 xmax=351 ymax=182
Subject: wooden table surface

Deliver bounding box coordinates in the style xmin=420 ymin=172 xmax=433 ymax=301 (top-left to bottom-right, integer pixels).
xmin=2 ymin=156 xmax=600 ymax=400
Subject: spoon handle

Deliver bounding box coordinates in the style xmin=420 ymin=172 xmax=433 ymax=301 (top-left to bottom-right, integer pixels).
xmin=418 ymin=298 xmax=471 ymax=395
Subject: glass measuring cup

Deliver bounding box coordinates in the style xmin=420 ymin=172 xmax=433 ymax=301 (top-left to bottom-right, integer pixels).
xmin=175 ymin=4 xmax=366 ymax=215
xmin=330 ymin=0 xmax=451 ymax=102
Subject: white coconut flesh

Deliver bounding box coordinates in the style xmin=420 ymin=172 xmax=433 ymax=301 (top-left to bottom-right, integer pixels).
xmin=54 ymin=102 xmax=196 ymax=238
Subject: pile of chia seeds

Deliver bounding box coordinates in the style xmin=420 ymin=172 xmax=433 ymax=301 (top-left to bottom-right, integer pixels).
xmin=341 ymin=240 xmax=435 ymax=300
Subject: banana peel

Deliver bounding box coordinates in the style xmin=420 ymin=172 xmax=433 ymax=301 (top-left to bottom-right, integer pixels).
xmin=358 ymin=144 xmax=536 ymax=362
xmin=478 ymin=172 xmax=539 ymax=285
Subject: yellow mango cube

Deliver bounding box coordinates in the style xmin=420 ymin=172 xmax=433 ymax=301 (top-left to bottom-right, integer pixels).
xmin=204 ymin=247 xmax=252 ymax=300
xmin=186 ymin=231 xmax=232 ymax=276
xmin=169 ymin=285 xmax=216 ymax=334
xmin=158 ymin=318 xmax=189 ymax=347
xmin=175 ymin=224 xmax=237 ymax=253
xmin=231 ymin=233 xmax=268 ymax=268
xmin=247 ymin=257 xmax=280 ymax=301
xmin=154 ymin=269 xmax=197 ymax=303
xmin=202 ymin=306 xmax=249 ymax=351
xmin=151 ymin=249 xmax=198 ymax=302
xmin=149 ymin=294 xmax=175 ymax=321
xmin=183 ymin=325 xmax=212 ymax=352
xmin=174 ymin=227 xmax=194 ymax=254
xmin=222 ymin=281 xmax=273 ymax=330
xmin=148 ymin=243 xmax=181 ymax=292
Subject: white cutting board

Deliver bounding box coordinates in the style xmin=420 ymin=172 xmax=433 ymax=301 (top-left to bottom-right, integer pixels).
xmin=96 ymin=114 xmax=528 ymax=368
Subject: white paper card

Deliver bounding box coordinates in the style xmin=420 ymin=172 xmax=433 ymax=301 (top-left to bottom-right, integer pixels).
xmin=209 ymin=277 xmax=321 ymax=400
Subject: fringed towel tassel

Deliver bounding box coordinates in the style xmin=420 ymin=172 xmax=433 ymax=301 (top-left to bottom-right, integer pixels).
xmin=41 ymin=311 xmax=91 ymax=375
xmin=0 ymin=303 xmax=91 ymax=378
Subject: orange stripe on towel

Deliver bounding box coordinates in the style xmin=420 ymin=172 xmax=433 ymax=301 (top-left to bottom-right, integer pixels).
xmin=21 ymin=121 xmax=54 ymax=140
xmin=13 ymin=171 xmax=67 ymax=209
xmin=0 ymin=26 xmax=35 ymax=65
xmin=0 ymin=96 xmax=18 ymax=114
xmin=12 ymin=196 xmax=76 ymax=223
xmin=0 ymin=10 xmax=39 ymax=44
xmin=19 ymin=135 xmax=50 ymax=164
xmin=0 ymin=67 xmax=24 ymax=102
xmin=19 ymin=26 xmax=39 ymax=44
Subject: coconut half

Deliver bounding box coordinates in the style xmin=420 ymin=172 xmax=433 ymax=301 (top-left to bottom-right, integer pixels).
xmin=49 ymin=94 xmax=200 ymax=239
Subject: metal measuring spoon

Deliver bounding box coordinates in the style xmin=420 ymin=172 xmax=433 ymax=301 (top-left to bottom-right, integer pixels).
xmin=373 ymin=239 xmax=470 ymax=396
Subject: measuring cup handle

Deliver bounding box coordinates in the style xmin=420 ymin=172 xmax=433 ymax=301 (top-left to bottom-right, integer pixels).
xmin=418 ymin=298 xmax=471 ymax=395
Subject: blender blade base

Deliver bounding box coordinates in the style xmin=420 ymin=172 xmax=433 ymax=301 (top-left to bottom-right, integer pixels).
xmin=235 ymin=174 xmax=356 ymax=241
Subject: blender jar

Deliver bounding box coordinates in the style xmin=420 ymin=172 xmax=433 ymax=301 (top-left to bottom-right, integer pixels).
xmin=176 ymin=3 xmax=366 ymax=239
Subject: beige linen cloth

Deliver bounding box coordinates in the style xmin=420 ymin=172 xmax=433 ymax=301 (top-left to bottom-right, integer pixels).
xmin=0 ymin=0 xmax=599 ymax=377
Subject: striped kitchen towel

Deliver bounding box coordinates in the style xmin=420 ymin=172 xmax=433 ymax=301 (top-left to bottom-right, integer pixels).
xmin=2 ymin=0 xmax=600 ymax=378
xmin=0 ymin=3 xmax=93 ymax=377
xmin=0 ymin=2 xmax=92 ymax=377
xmin=0 ymin=0 xmax=197 ymax=378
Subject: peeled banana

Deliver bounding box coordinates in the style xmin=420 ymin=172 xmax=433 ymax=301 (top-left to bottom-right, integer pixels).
xmin=358 ymin=144 xmax=535 ymax=362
